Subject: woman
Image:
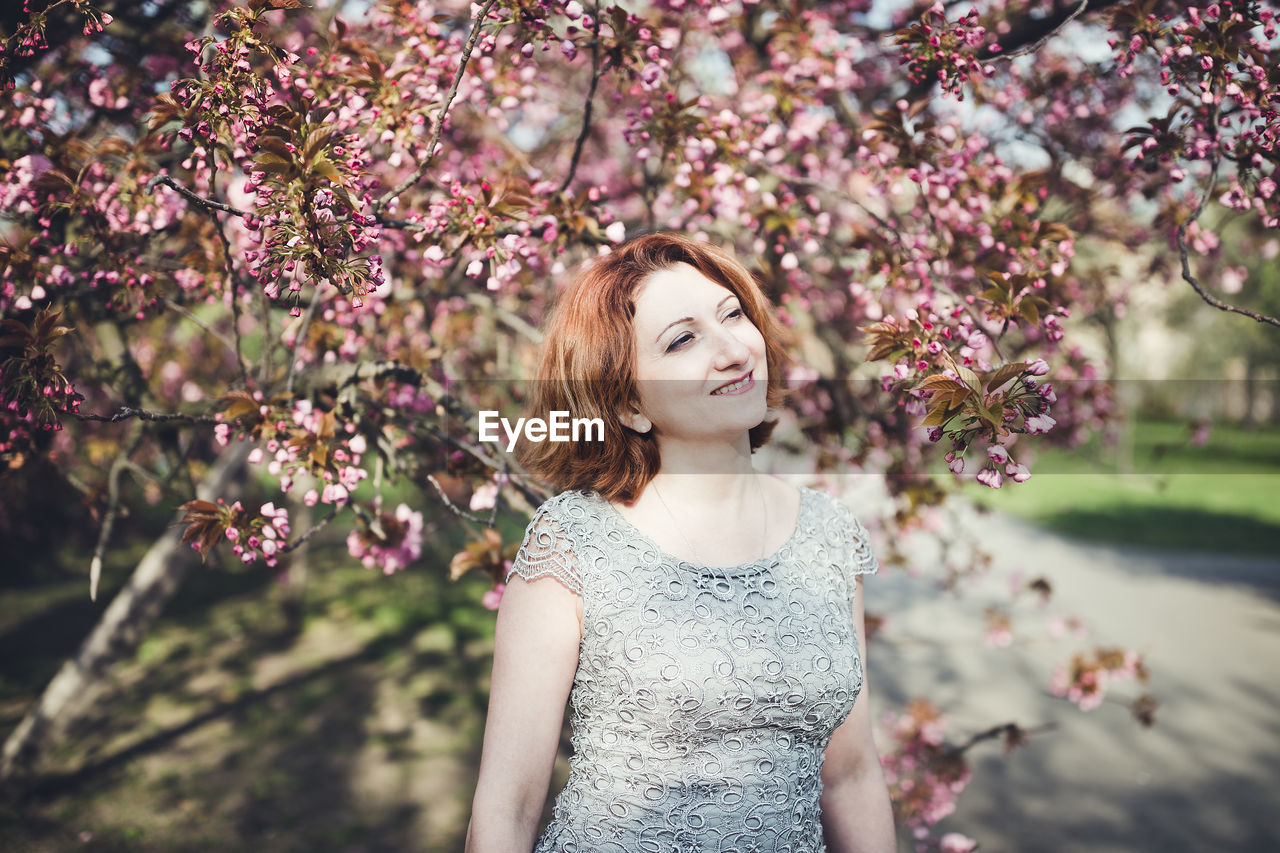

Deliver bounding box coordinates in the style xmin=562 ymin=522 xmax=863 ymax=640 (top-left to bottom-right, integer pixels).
xmin=465 ymin=233 xmax=895 ymax=853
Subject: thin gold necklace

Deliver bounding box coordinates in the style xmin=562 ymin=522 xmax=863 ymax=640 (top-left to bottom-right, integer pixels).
xmin=649 ymin=475 xmax=768 ymax=564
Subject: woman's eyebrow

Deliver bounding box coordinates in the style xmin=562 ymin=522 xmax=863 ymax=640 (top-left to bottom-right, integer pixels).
xmin=653 ymin=294 xmax=737 ymax=343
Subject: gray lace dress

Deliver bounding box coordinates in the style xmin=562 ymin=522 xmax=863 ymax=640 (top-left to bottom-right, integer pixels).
xmin=504 ymin=484 xmax=879 ymax=853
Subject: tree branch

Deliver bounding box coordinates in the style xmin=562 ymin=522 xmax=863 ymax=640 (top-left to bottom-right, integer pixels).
xmin=71 ymin=406 xmax=220 ymax=425
xmin=559 ymin=6 xmax=604 ymax=194
xmin=89 ymin=429 xmax=143 ymax=601
xmin=1174 ymin=116 xmax=1280 ymax=328
xmin=464 ymin=292 xmax=543 ymax=344
xmin=279 ymin=504 xmax=342 ymax=554
xmin=147 ymin=174 xmax=247 ymax=217
xmin=941 ymin=720 xmax=1059 ymax=762
xmin=978 ymin=0 xmax=1129 ymax=61
xmin=986 ymin=0 xmax=1092 ymax=62
xmin=292 ymin=359 xmax=424 ymax=399
xmin=285 ymin=287 xmax=323 ymax=396
xmin=373 ymin=0 xmax=498 ymax=213
xmin=204 ymin=148 xmax=252 ymax=388
xmin=424 ymin=473 xmax=495 ymax=525
xmin=161 ymin=297 xmax=243 ymax=366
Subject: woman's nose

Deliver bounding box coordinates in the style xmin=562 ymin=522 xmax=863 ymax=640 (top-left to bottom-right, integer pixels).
xmin=711 ymin=325 xmax=751 ymax=367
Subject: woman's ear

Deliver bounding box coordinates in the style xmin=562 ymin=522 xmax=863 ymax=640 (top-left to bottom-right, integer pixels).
xmin=617 ymin=405 xmax=652 ymax=434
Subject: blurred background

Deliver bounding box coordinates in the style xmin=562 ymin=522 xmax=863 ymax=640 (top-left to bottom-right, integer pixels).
xmin=3 ymin=0 xmax=1279 ymax=851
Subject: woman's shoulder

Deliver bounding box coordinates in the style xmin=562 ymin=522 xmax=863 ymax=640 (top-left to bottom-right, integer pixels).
xmin=798 ymin=484 xmax=872 ymax=544
xmin=795 ymin=482 xmax=850 ymax=522
xmin=521 ymin=488 xmax=612 ymax=542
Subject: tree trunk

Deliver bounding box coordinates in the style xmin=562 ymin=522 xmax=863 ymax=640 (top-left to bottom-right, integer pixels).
xmin=0 ymin=442 xmax=252 ymax=784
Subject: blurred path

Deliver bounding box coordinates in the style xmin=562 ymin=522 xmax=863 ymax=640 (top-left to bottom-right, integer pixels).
xmin=867 ymin=506 xmax=1280 ymax=853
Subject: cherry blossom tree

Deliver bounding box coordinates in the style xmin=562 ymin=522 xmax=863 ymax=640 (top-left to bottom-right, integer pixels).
xmin=2 ymin=0 xmax=1276 ymax=846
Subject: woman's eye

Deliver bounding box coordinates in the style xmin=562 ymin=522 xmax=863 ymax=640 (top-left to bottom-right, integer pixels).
xmin=666 ymin=333 xmax=693 ymax=352
xmin=726 ymin=308 xmax=744 ymax=320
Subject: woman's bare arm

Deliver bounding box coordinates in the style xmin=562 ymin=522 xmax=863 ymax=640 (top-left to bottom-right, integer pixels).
xmin=820 ymin=575 xmax=897 ymax=853
xmin=465 ymin=573 xmax=583 ymax=852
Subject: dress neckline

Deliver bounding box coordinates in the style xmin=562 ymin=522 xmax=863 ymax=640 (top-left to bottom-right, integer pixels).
xmin=588 ymin=484 xmax=811 ymax=573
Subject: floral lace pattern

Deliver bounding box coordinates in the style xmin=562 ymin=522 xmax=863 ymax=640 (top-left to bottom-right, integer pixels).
xmin=506 ymin=485 xmax=879 ymax=853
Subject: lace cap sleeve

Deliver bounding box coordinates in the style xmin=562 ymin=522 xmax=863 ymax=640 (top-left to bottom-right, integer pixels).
xmin=504 ymin=497 xmax=583 ymax=597
xmin=837 ymin=498 xmax=879 ymax=579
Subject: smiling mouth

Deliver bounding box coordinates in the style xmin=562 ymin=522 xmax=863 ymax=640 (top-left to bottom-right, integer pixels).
xmin=710 ymin=372 xmax=754 ymax=396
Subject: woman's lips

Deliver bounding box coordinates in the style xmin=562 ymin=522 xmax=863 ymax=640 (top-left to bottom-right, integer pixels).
xmin=710 ymin=372 xmax=754 ymax=396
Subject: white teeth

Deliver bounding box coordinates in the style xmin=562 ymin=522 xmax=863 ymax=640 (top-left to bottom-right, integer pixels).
xmin=712 ymin=376 xmax=750 ymax=395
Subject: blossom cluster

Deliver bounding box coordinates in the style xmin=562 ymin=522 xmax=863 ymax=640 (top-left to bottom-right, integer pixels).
xmin=346 ymin=502 xmax=425 ymax=575
xmin=1050 ymin=646 xmax=1150 ymax=715
xmin=0 ymin=310 xmax=84 ymax=465
xmin=1113 ymin=2 xmax=1279 ymax=230
xmin=224 ymin=501 xmax=292 ymax=568
xmin=896 ymin=4 xmax=996 ymax=100
xmin=879 ymin=699 xmax=974 ymax=843
xmin=218 ymin=396 xmax=370 ymax=508
xmin=178 ymin=497 xmax=291 ymax=568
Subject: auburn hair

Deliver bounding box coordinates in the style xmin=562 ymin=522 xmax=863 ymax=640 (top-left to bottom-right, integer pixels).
xmin=514 ymin=232 xmax=793 ymax=504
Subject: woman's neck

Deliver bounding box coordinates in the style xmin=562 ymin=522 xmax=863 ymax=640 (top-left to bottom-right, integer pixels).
xmin=646 ymin=434 xmax=760 ymax=505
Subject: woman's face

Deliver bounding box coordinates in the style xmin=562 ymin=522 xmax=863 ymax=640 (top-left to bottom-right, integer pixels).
xmin=625 ymin=262 xmax=769 ymax=445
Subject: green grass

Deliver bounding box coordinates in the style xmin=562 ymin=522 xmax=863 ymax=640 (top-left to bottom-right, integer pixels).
xmin=969 ymin=419 xmax=1280 ymax=555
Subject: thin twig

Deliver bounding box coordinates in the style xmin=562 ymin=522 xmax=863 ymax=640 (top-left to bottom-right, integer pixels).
xmin=425 ymin=473 xmax=491 ymax=524
xmin=286 ymin=288 xmax=323 ymax=396
xmin=559 ymin=6 xmax=604 ymax=194
xmin=371 ymin=214 xmax=427 ymax=231
xmin=147 ymin=174 xmax=247 ymax=217
xmin=464 ymin=292 xmax=543 ymax=343
xmin=761 ymin=163 xmax=907 ymax=256
xmin=987 ymin=0 xmax=1089 ymax=62
xmin=941 ymin=720 xmax=1059 ymax=761
xmin=1174 ymin=110 xmax=1280 ymax=328
xmin=256 ymin=286 xmax=275 ymax=388
xmin=210 ymin=207 xmax=251 ymax=386
xmin=963 ymin=306 xmax=1008 ymax=362
xmin=293 ymin=359 xmax=424 ymax=398
xmin=279 ymin=505 xmax=342 ymax=554
xmin=71 ymin=406 xmax=219 ymax=424
xmin=373 ymin=0 xmax=499 ymax=213
xmin=161 ymin=297 xmax=242 ymax=364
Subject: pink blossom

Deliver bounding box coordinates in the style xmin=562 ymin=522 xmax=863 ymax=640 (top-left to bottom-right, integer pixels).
xmin=482 ymin=582 xmax=506 ymax=610
xmin=346 ymin=503 xmax=424 ymax=575
xmin=976 ymin=465 xmax=1003 ymax=489
xmin=470 ymin=481 xmax=499 ymax=511
xmin=1005 ymin=462 xmax=1031 ymax=482
xmin=1025 ymin=413 xmax=1056 ymax=435
xmin=986 ymin=445 xmax=1008 ymax=465
xmin=940 ymin=833 xmax=978 ymax=853
xmin=1025 ymin=358 xmax=1050 ymax=376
